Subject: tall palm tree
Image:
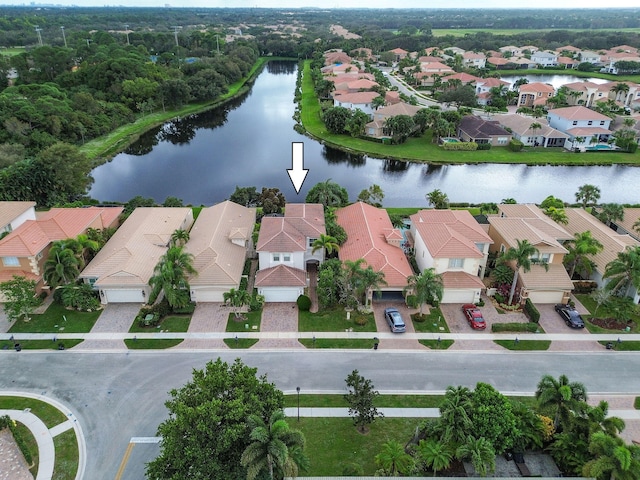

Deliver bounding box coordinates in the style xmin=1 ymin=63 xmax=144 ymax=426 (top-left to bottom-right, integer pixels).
xmin=418 ymin=439 xmax=453 ymax=476
xmin=575 ymin=184 xmax=601 ymax=209
xmin=603 ymin=246 xmax=640 ymax=297
xmin=529 ymin=122 xmax=542 ymax=145
xmin=425 ymin=189 xmax=449 ymax=209
xmin=439 ymin=385 xmax=473 ymax=445
xmin=455 ymin=436 xmax=496 ymax=477
xmin=311 ymin=234 xmax=340 ymax=257
xmin=170 ymin=229 xmax=190 ymax=247
xmin=374 ymin=440 xmax=415 ymax=476
xmin=582 ymin=432 xmax=640 ymax=480
xmin=43 ymin=241 xmax=81 ymax=288
xmin=564 ymin=231 xmax=604 ymax=279
xmin=404 ymin=268 xmax=444 ymax=314
xmin=223 ymin=288 xmax=252 ymax=319
xmin=597 ymin=203 xmax=624 ymax=227
xmin=545 ymin=206 xmax=568 ymax=225
xmin=499 ymin=239 xmax=540 ymax=305
xmin=148 ymin=246 xmax=196 ymax=308
xmin=240 ymin=410 xmax=308 ymax=480
xmin=611 ymin=82 xmax=630 ymax=103
xmin=343 ymin=259 xmax=387 ymax=308
xmin=535 ymin=374 xmax=587 ymax=430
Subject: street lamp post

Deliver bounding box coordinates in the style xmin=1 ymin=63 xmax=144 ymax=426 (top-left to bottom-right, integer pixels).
xmin=60 ymin=26 xmax=67 ymax=48
xmin=296 ymin=386 xmax=300 ymax=422
xmin=124 ymin=24 xmax=130 ymax=45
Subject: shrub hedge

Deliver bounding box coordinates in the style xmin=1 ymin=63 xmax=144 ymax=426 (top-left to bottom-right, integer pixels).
xmin=492 ymin=322 xmax=540 ymax=333
xmin=442 ymin=141 xmax=478 ymax=151
xmin=0 ymin=415 xmax=33 ymax=466
xmin=524 ymin=298 xmax=540 ymax=323
xmin=297 ymin=295 xmax=312 ymax=311
xmin=508 ymin=139 xmax=524 ymax=152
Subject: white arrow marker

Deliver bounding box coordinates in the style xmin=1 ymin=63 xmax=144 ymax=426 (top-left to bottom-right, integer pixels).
xmin=287 ymin=142 xmax=309 ymax=194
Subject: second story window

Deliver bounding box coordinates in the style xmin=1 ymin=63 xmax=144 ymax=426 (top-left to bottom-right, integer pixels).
xmin=448 ymin=258 xmax=464 ymax=268
xmin=2 ymin=256 xmax=19 ymax=266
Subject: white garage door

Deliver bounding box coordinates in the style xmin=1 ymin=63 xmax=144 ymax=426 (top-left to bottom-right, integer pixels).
xmin=259 ymin=288 xmax=302 ymax=303
xmin=103 ymin=289 xmax=144 ymax=303
xmin=442 ymin=288 xmax=478 ymax=304
xmin=527 ymin=291 xmax=564 ymax=304
xmin=191 ymin=289 xmax=225 ymax=302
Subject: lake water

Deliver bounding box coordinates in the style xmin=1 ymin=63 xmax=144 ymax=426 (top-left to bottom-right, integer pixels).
xmin=499 ymin=74 xmax=609 ymax=89
xmin=89 ymin=63 xmax=640 ymax=207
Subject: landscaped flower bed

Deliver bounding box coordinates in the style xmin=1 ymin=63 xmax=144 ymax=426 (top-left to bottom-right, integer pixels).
xmin=589 ymin=317 xmax=631 ymax=331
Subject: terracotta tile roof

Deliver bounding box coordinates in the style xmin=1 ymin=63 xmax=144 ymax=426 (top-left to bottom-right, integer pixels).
xmin=255 ymin=264 xmax=306 ymax=287
xmin=566 ymin=127 xmax=612 ymax=136
xmin=336 ymin=202 xmax=412 ymax=289
xmin=80 ymin=207 xmax=193 ymax=287
xmin=326 ymin=73 xmax=375 ymax=84
xmin=441 ymin=271 xmax=485 ymax=289
xmin=488 ymin=217 xmax=568 ymax=254
xmin=374 ymin=102 xmax=422 ymax=118
xmin=420 ymin=61 xmax=453 ymax=72
xmin=185 ymin=201 xmax=256 ymax=287
xmin=617 ymin=208 xmax=640 ymax=239
xmin=520 ymin=263 xmax=574 ymax=290
xmin=548 ymin=106 xmax=611 ymax=121
xmin=487 ymin=57 xmax=510 ymax=66
xmin=562 ymin=208 xmax=640 ymax=272
xmin=497 ymin=204 xmax=573 ymax=241
xmin=256 ymin=204 xmax=325 ymax=253
xmin=390 ymin=48 xmax=408 ymax=54
xmin=519 ymin=82 xmax=555 ymax=93
xmin=478 ymin=77 xmax=510 ymax=88
xmin=442 ymin=72 xmax=480 ymax=84
xmin=463 ymin=52 xmax=485 ymax=59
xmin=494 ymin=114 xmax=569 ymax=139
xmin=0 ymin=206 xmax=123 ymax=257
xmin=0 ymin=201 xmax=35 ymax=228
xmin=334 ymin=91 xmax=380 ymax=104
xmin=0 ymin=269 xmax=39 ymax=283
xmin=410 ymin=209 xmax=492 ymax=259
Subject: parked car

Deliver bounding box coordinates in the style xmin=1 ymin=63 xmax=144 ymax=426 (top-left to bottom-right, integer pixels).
xmin=554 ymin=304 xmax=585 ymax=329
xmin=462 ymin=304 xmax=486 ymax=330
xmin=384 ymin=307 xmax=406 ymax=333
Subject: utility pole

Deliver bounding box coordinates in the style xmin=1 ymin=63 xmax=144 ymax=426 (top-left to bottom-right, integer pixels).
xmin=171 ymin=26 xmax=181 ymax=47
xmin=124 ymin=24 xmax=130 ymax=45
xmin=60 ymin=26 xmax=67 ymax=48
xmin=35 ymin=25 xmax=43 ymax=46
xmin=216 ymin=34 xmax=220 ymax=55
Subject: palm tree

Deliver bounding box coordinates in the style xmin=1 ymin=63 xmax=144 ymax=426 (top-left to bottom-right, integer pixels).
xmin=439 ymin=385 xmax=473 ymax=445
xmin=499 ymin=239 xmax=540 ymax=305
xmin=575 ymin=184 xmax=601 ymax=209
xmin=535 ymin=374 xmax=587 ymax=430
xmin=611 ymin=82 xmax=630 ymax=103
xmin=425 ymin=189 xmax=449 ymax=209
xmin=148 ymin=246 xmax=196 ymax=308
xmin=43 ymin=242 xmax=81 ymax=288
xmin=501 ymin=198 xmax=517 ymax=204
xmin=343 ymin=259 xmax=387 ymax=308
xmin=529 ymin=122 xmax=542 ymax=145
xmin=597 ymin=203 xmax=624 ymax=227
xmin=418 ymin=439 xmax=453 ymax=476
xmin=240 ymin=410 xmax=308 ymax=480
xmin=582 ymin=432 xmax=640 ymax=480
xmin=563 ymin=231 xmax=604 ymax=279
xmin=223 ymin=288 xmax=252 ymax=319
xmin=404 ymin=268 xmax=444 ymax=314
xmin=311 ymin=234 xmax=340 ymax=257
xmin=633 ymin=218 xmax=640 ymax=235
xmin=455 ymin=436 xmax=496 ymax=477
xmin=170 ymin=229 xmax=190 ymax=247
xmin=74 ymin=234 xmax=100 ymax=266
xmin=374 ymin=440 xmax=414 ymax=476
xmin=545 ymin=206 xmax=568 ymax=225
xmin=603 ymin=246 xmax=640 ymax=297
xmin=479 ymin=203 xmax=498 ymax=215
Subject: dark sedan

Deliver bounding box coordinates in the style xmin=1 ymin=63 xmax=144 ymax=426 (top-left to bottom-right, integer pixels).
xmin=554 ymin=304 xmax=585 ymax=329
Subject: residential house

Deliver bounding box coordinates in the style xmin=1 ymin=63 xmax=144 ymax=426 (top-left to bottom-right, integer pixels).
xmin=610 ymin=208 xmax=640 ymax=243
xmin=255 ymin=204 xmax=325 ymax=302
xmin=321 ymin=63 xmax=360 ymax=76
xmin=457 ymin=115 xmax=512 ymax=146
xmin=0 ymin=206 xmax=123 ymax=296
xmin=80 ymin=208 xmax=192 ymax=304
xmin=546 ymin=106 xmax=612 ymax=148
xmin=0 ymin=201 xmax=36 ymax=236
xmin=578 ymin=50 xmax=601 ymax=65
xmin=366 ymin=102 xmax=422 ymax=138
xmin=474 ymin=77 xmax=510 ymax=106
xmin=510 ymin=57 xmax=537 ymax=69
xmin=531 ymin=51 xmax=558 ymax=67
xmin=517 ymin=82 xmax=555 ymax=107
xmin=563 ymin=81 xmax=610 ymax=107
xmin=389 ymin=48 xmax=409 ymax=62
xmin=336 ymin=202 xmax=413 ymax=302
xmin=494 ymin=114 xmax=569 ymax=148
xmin=333 ymin=91 xmax=380 ymax=117
xmin=462 ymin=52 xmax=486 ymax=69
xmin=409 ymin=209 xmax=493 ymax=303
xmin=384 ymin=90 xmax=401 ymax=105
xmin=488 ymin=204 xmax=574 ymax=304
xmin=415 ymin=62 xmax=454 ymax=86
xmin=600 ymin=52 xmax=640 ymax=74
xmin=556 ymin=45 xmax=581 ymax=55
xmin=487 ymin=57 xmax=512 ymax=69
xmin=499 ymin=45 xmax=522 ymax=57
xmin=607 ymin=81 xmax=640 ymax=108
xmin=443 ymin=72 xmax=480 ymax=87
xmin=333 ymin=78 xmax=379 ymax=95
xmin=520 ymin=45 xmax=539 ymax=54
xmin=557 ymin=56 xmax=578 ymax=69
xmin=184 ymin=201 xmax=256 ymax=303
xmin=324 ymin=50 xmax=352 ymax=66
xmin=562 ymin=208 xmax=640 ymax=304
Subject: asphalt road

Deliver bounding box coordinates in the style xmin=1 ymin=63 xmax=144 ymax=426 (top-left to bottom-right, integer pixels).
xmin=2 ymin=349 xmax=639 ymax=480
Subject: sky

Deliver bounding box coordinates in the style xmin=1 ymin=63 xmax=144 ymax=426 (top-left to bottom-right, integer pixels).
xmin=2 ymin=0 xmax=640 ymax=8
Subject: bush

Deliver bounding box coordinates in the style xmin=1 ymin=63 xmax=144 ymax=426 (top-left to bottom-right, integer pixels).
xmin=477 ymin=142 xmax=491 ymax=150
xmin=405 ymin=294 xmax=418 ymax=308
xmin=250 ymin=294 xmax=265 ymax=312
xmin=492 ymin=322 xmax=540 ymax=333
xmin=172 ymin=302 xmax=196 ymax=314
xmin=59 ymin=283 xmax=101 ymax=311
xmin=297 ymin=294 xmax=312 ymax=311
xmin=476 ymin=298 xmax=485 ymax=307
xmin=442 ymin=141 xmax=478 ymax=151
xmin=573 ymin=281 xmax=598 ymax=294
xmin=508 ymin=139 xmax=524 ymax=152
xmin=524 ymin=298 xmax=540 ymax=323
xmin=353 ymin=314 xmax=368 ymax=326
xmin=494 ymin=292 xmax=506 ymax=304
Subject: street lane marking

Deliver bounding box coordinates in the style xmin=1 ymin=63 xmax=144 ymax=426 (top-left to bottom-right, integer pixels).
xmin=130 ymin=436 xmax=161 ymax=443
xmin=114 ymin=442 xmax=134 ymax=480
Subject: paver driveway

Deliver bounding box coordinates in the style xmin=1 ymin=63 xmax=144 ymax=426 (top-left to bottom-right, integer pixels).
xmin=372 ymin=302 xmax=424 ymax=350
xmin=74 ymin=303 xmax=140 ymax=350
xmin=173 ymin=302 xmax=229 ymax=349
xmin=537 ymin=303 xmax=604 ymax=352
xmin=252 ymin=303 xmax=302 ymax=349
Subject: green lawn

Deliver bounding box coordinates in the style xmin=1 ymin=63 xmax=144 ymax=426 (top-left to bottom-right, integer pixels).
xmin=128 ymin=315 xmax=191 ymax=333
xmin=13 ymin=422 xmax=38 ymax=478
xmin=300 ymin=60 xmax=640 ymax=166
xmin=298 ymin=417 xmax=419 ymax=476
xmin=420 ymin=339 xmax=454 ymax=349
xmin=598 ymin=340 xmax=640 ymax=351
xmin=8 ymin=303 xmax=101 ymax=334
xmin=299 ymin=338 xmax=377 ymax=349
xmin=124 ymin=339 xmax=183 ymax=349
xmin=494 ymin=339 xmax=551 ymax=350
xmin=224 ymin=338 xmax=259 ymax=349
xmin=0 ymin=339 xmax=83 ymax=350
xmin=411 ymin=307 xmax=449 ymax=334
xmin=226 ymin=310 xmax=262 ymax=332
xmin=52 ymin=429 xmax=79 ymax=480
xmin=0 ymin=396 xmax=68 ymax=428
xmin=574 ymin=293 xmax=640 ymax=333
xmin=432 ymin=28 xmax=640 ymax=37
xmin=0 ymin=47 xmax=27 ymax=56
xmin=299 ymin=307 xmax=376 ymax=332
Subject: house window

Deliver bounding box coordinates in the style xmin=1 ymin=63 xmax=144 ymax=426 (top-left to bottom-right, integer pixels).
xmin=448 ymin=258 xmax=464 ymax=268
xmin=500 ymin=244 xmax=506 ymax=253
xmin=283 ymin=254 xmax=291 ymax=262
xmin=308 ymin=238 xmax=316 ymax=248
xmin=2 ymin=256 xmax=19 ymax=266
xmin=36 ymin=251 xmax=44 ymax=260
xmin=497 ymin=137 xmax=508 ymax=145
xmin=475 ymin=243 xmax=485 ymax=253
xmin=600 ymin=121 xmax=605 ymax=125
xmin=588 ymin=121 xmax=593 ymax=125
xmin=272 ymin=253 xmax=280 ymax=262
xmin=572 ymin=121 xmax=578 ymax=125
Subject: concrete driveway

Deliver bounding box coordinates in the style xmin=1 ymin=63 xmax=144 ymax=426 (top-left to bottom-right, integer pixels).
xmin=439 ymin=297 xmax=529 ymax=334
xmin=372 ymin=302 xmax=425 ymax=350
xmin=536 ymin=303 xmax=604 ymax=352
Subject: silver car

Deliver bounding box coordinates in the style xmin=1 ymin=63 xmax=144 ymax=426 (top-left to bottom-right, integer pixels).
xmin=384 ymin=307 xmax=406 ymax=333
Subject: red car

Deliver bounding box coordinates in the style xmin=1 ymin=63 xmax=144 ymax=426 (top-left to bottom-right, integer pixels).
xmin=462 ymin=304 xmax=486 ymax=330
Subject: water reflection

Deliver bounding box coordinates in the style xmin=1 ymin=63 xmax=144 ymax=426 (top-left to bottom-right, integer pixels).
xmin=322 ymin=146 xmax=366 ymax=167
